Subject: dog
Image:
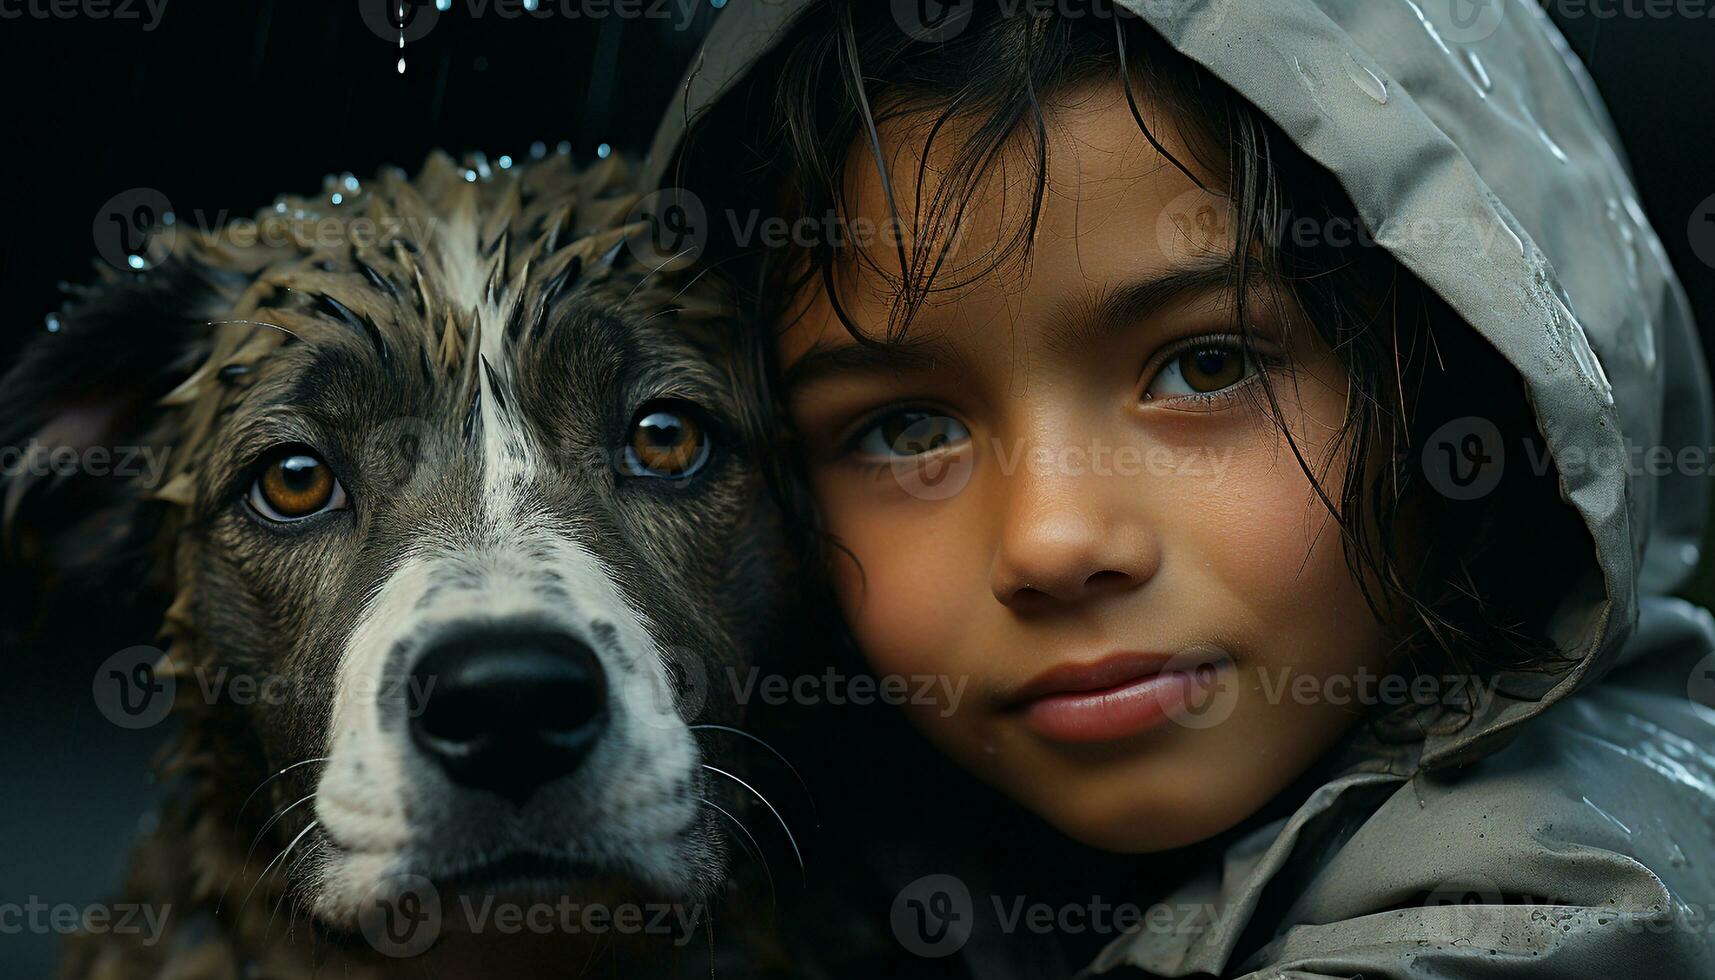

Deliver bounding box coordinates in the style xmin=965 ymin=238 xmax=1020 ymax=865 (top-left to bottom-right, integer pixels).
xmin=2 ymin=150 xmax=791 ymax=978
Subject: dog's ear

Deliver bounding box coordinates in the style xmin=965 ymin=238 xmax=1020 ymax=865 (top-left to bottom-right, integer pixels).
xmin=2 ymin=258 xmax=233 ymax=611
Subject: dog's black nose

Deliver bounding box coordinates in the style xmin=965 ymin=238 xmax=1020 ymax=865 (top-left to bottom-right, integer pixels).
xmin=408 ymin=630 xmax=608 ymax=805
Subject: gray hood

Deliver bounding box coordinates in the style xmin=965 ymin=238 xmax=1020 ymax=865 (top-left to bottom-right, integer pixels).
xmin=647 ymin=2 xmax=1715 ymax=977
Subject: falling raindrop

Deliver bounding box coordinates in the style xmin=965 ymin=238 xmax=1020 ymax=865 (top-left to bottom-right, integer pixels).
xmin=162 ymin=211 xmax=176 ymax=226
xmin=436 ymin=0 xmax=451 ymax=9
xmin=45 ymin=313 xmax=62 ymax=333
xmin=344 ymin=174 xmax=361 ymax=192
xmin=498 ymin=155 xmax=513 ymax=169
xmin=555 ymin=141 xmax=572 ymax=155
xmin=463 ymin=170 xmax=478 ymax=182
xmin=523 ymin=0 xmax=539 ymax=9
xmin=396 ymin=0 xmax=406 ymax=74
xmin=596 ymin=143 xmax=612 ymax=159
xmin=529 ymin=141 xmax=547 ymax=159
xmin=331 ymin=192 xmax=344 ymax=205
xmin=127 ymin=254 xmax=147 ymax=270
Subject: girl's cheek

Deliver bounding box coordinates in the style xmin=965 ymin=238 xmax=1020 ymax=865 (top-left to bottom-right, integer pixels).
xmin=814 ymin=475 xmax=981 ymax=688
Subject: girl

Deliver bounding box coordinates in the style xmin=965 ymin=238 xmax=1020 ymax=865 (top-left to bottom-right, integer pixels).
xmin=653 ymin=1 xmax=1715 ymax=976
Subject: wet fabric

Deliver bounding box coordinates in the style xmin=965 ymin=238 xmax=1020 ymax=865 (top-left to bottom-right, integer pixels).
xmin=645 ymin=2 xmax=1715 ymax=976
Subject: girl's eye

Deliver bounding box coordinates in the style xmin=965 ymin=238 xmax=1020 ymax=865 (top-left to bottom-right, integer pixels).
xmin=248 ymin=445 xmax=349 ymax=522
xmin=622 ymin=404 xmax=710 ymax=479
xmin=1143 ymin=341 xmax=1253 ymax=400
xmin=852 ymin=410 xmax=971 ymax=459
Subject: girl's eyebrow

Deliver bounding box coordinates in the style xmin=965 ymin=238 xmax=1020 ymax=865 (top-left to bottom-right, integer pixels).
xmin=1040 ymin=258 xmax=1239 ymax=358
xmin=782 ymin=335 xmax=966 ymax=392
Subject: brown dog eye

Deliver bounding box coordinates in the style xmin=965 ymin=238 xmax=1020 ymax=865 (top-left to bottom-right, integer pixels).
xmin=248 ymin=446 xmax=349 ymax=522
xmin=623 ymin=406 xmax=710 ymax=479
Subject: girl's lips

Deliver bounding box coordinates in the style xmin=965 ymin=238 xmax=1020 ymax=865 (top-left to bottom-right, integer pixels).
xmin=1010 ymin=652 xmax=1222 ymax=744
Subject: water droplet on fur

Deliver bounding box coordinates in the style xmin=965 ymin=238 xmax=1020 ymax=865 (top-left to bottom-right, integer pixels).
xmin=1345 ymin=53 xmax=1388 ymax=105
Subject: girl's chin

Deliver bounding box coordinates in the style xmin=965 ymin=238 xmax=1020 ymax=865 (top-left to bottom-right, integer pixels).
xmin=990 ymin=752 xmax=1274 ymax=855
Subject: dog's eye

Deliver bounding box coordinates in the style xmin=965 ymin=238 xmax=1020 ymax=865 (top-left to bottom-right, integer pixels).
xmin=248 ymin=445 xmax=349 ymax=522
xmin=622 ymin=404 xmax=710 ymax=479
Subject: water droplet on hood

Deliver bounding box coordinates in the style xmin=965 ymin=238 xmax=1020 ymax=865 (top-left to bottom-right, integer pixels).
xmin=1400 ymin=0 xmax=1453 ymax=56
xmin=1345 ymin=53 xmax=1389 ymax=105
xmin=1460 ymin=49 xmax=1493 ymax=99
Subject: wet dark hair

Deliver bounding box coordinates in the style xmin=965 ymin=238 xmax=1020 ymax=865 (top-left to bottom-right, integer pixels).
xmin=680 ymin=0 xmax=1588 ymax=724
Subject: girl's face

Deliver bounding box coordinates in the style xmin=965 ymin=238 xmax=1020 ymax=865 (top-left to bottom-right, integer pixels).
xmin=779 ymin=82 xmax=1391 ymax=853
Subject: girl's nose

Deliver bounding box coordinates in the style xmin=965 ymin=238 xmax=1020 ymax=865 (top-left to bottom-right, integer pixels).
xmin=989 ymin=465 xmax=1159 ymax=609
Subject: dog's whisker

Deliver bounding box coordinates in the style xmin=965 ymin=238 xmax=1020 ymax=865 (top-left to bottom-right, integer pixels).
xmin=242 ymin=793 xmax=318 ymax=875
xmin=700 ymin=764 xmax=804 ymax=875
xmin=216 ymin=791 xmax=318 ymax=915
xmin=689 ymin=724 xmax=819 ymax=827
xmin=698 ymin=796 xmax=775 ymax=911
xmin=233 ymin=820 xmax=319 ymax=922
xmin=234 ymin=756 xmax=331 ymax=829
xmin=622 ymin=245 xmax=698 ymax=305
xmin=203 ymin=317 xmax=303 ymax=341
xmin=266 ymin=836 xmax=325 ymax=942
xmin=639 ymin=305 xmax=688 ymax=325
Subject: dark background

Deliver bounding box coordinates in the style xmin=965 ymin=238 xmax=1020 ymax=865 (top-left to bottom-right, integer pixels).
xmin=1 ymin=2 xmax=1713 ymax=975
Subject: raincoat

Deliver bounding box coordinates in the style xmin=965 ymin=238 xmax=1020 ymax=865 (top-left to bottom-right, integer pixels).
xmin=643 ymin=1 xmax=1715 ymax=977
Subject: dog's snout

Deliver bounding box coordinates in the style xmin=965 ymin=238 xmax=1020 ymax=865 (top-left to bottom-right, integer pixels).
xmin=408 ymin=629 xmax=609 ymax=805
